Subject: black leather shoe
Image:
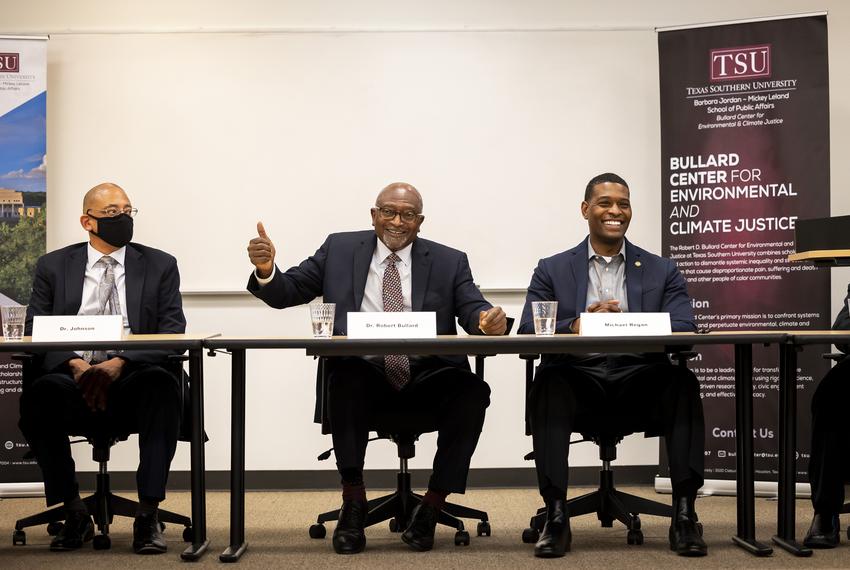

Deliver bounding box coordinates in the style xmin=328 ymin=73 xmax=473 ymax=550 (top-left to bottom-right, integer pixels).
xmin=803 ymin=512 xmax=840 ymax=549
xmin=534 ymin=499 xmax=571 ymax=558
xmin=669 ymin=495 xmax=707 ymax=557
xmin=332 ymin=500 xmax=367 ymax=554
xmin=49 ymin=511 xmax=94 ymax=551
xmin=132 ymin=512 xmax=167 ymax=554
xmin=401 ymin=503 xmax=439 ymax=551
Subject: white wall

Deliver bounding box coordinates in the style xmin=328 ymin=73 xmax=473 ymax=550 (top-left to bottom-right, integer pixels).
xmin=3 ymin=0 xmax=849 ymax=478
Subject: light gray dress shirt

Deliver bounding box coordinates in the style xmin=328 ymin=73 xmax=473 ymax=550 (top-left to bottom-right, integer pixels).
xmin=585 ymin=241 xmax=628 ymax=312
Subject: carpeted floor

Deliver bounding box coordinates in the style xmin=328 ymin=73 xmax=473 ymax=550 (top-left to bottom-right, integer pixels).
xmin=0 ymin=487 xmax=846 ymax=568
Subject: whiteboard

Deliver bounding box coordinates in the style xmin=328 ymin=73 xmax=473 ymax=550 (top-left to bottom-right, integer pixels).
xmin=45 ymin=30 xmax=661 ymax=290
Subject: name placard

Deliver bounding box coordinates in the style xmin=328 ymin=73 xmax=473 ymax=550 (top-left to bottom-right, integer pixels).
xmin=347 ymin=312 xmax=437 ymax=339
xmin=579 ymin=312 xmax=672 ymax=336
xmin=32 ymin=315 xmax=124 ymax=342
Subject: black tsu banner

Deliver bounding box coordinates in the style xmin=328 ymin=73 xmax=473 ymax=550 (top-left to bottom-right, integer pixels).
xmin=658 ymin=14 xmax=830 ymax=488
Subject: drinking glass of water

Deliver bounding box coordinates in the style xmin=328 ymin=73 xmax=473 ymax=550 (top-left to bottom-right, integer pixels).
xmin=309 ymin=303 xmax=335 ymax=338
xmin=531 ymin=301 xmax=558 ymax=336
xmin=1 ymin=305 xmax=26 ymax=342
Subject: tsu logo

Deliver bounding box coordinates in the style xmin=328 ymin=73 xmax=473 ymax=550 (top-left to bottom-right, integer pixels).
xmin=0 ymin=53 xmax=20 ymax=73
xmin=710 ymin=44 xmax=771 ymax=81
xmin=4 ymin=441 xmax=13 ymax=451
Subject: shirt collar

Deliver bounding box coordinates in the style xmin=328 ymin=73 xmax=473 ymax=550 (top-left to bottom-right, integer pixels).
xmin=587 ymin=239 xmax=626 ymax=263
xmin=375 ymin=238 xmax=412 ymax=267
xmin=87 ymin=242 xmax=126 ymax=270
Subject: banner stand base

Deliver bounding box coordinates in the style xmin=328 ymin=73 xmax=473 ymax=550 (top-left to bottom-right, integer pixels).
xmin=654 ymin=476 xmax=811 ymax=498
xmin=0 ymin=482 xmax=44 ymax=498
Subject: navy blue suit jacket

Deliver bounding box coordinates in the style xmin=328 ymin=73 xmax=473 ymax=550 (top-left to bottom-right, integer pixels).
xmin=518 ymin=237 xmax=696 ymax=340
xmin=25 ymin=242 xmax=186 ymax=374
xmin=248 ymin=230 xmax=495 ymax=368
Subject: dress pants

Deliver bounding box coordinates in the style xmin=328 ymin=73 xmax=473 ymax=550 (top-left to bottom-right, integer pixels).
xmin=18 ymin=363 xmax=181 ymax=506
xmin=808 ymin=357 xmax=850 ymax=514
xmin=530 ymin=354 xmax=705 ymax=496
xmin=326 ymin=356 xmax=490 ymax=494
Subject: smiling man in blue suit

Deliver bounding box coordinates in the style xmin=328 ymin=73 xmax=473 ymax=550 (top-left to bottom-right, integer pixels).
xmin=246 ymin=182 xmax=506 ymax=554
xmin=518 ymin=173 xmax=706 ymax=558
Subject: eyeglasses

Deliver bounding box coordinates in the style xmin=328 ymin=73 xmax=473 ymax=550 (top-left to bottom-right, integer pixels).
xmin=86 ymin=207 xmax=138 ymax=218
xmin=374 ymin=207 xmax=422 ymax=223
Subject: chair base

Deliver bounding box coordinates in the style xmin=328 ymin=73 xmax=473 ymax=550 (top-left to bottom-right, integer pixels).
xmin=13 ymin=472 xmax=192 ymax=547
xmin=310 ymin=472 xmax=489 ymax=545
xmin=524 ymin=468 xmax=671 ymax=545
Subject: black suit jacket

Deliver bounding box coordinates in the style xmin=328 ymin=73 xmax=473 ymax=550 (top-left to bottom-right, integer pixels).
xmin=25 ymin=242 xmax=186 ymax=374
xmin=248 ymin=230 xmax=496 ymax=370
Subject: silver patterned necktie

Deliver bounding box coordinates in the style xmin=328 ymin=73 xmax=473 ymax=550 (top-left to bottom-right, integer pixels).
xmin=84 ymin=255 xmax=121 ymax=363
xmin=382 ymin=253 xmax=410 ymax=390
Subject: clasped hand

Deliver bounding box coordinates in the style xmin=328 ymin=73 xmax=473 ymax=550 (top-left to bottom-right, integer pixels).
xmin=571 ymin=299 xmax=622 ymax=333
xmin=69 ymin=357 xmax=125 ymax=412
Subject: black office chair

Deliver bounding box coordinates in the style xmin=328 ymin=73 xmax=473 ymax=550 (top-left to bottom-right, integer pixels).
xmin=821 ymin=352 xmax=850 ymax=539
xmin=518 ymin=352 xmax=697 ymax=546
xmin=308 ymin=355 xmax=492 ymax=546
xmin=11 ymin=354 xmax=195 ymax=549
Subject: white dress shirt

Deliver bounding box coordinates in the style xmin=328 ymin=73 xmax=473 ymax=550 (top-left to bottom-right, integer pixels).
xmin=78 ymin=243 xmax=130 ymax=333
xmin=360 ymin=240 xmax=412 ymax=312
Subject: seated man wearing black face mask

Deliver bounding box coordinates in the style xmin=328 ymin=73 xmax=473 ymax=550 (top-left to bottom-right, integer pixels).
xmin=18 ymin=182 xmax=186 ymax=555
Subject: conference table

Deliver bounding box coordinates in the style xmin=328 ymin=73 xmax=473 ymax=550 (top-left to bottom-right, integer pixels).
xmin=0 ymin=334 xmax=213 ymax=561
xmin=206 ymin=331 xmax=790 ymax=562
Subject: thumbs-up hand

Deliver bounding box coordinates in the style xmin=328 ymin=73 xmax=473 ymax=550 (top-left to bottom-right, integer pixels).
xmin=248 ymin=221 xmax=276 ymax=278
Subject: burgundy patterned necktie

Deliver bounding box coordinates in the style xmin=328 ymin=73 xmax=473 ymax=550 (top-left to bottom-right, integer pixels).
xmin=383 ymin=253 xmax=410 ymax=390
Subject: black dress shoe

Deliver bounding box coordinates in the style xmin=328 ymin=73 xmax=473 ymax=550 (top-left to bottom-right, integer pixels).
xmin=333 ymin=500 xmax=367 ymax=554
xmin=534 ymin=499 xmax=571 ymax=558
xmin=669 ymin=495 xmax=707 ymax=557
xmin=402 ymin=503 xmax=439 ymax=551
xmin=132 ymin=512 xmax=167 ymax=554
xmin=49 ymin=511 xmax=94 ymax=551
xmin=803 ymin=512 xmax=840 ymax=549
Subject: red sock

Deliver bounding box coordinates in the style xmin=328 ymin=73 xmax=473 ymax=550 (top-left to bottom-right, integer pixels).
xmin=422 ymin=489 xmax=449 ymax=512
xmin=342 ymin=481 xmax=367 ymax=504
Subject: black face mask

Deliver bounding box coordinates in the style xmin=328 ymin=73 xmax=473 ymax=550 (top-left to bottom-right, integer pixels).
xmin=90 ymin=213 xmax=134 ymax=248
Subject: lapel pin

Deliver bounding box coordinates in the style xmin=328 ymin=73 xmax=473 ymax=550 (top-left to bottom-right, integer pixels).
xmin=635 ymin=261 xmax=642 ymax=267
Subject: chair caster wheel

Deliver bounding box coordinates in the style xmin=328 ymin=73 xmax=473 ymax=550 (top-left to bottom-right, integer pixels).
xmin=93 ymin=535 xmax=111 ymax=550
xmin=454 ymin=530 xmax=470 ymax=546
xmin=182 ymin=526 xmax=193 ymax=542
xmin=389 ymin=518 xmax=402 ymax=533
xmin=600 ymin=516 xmax=614 ymax=528
xmin=521 ymin=527 xmax=539 ymax=544
xmin=627 ymin=529 xmax=644 ymax=545
xmin=477 ymin=521 xmax=491 ymax=537
xmin=46 ymin=521 xmax=64 ymax=536
xmin=12 ymin=530 xmax=26 ymax=546
xmin=309 ymin=524 xmax=326 ymax=539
